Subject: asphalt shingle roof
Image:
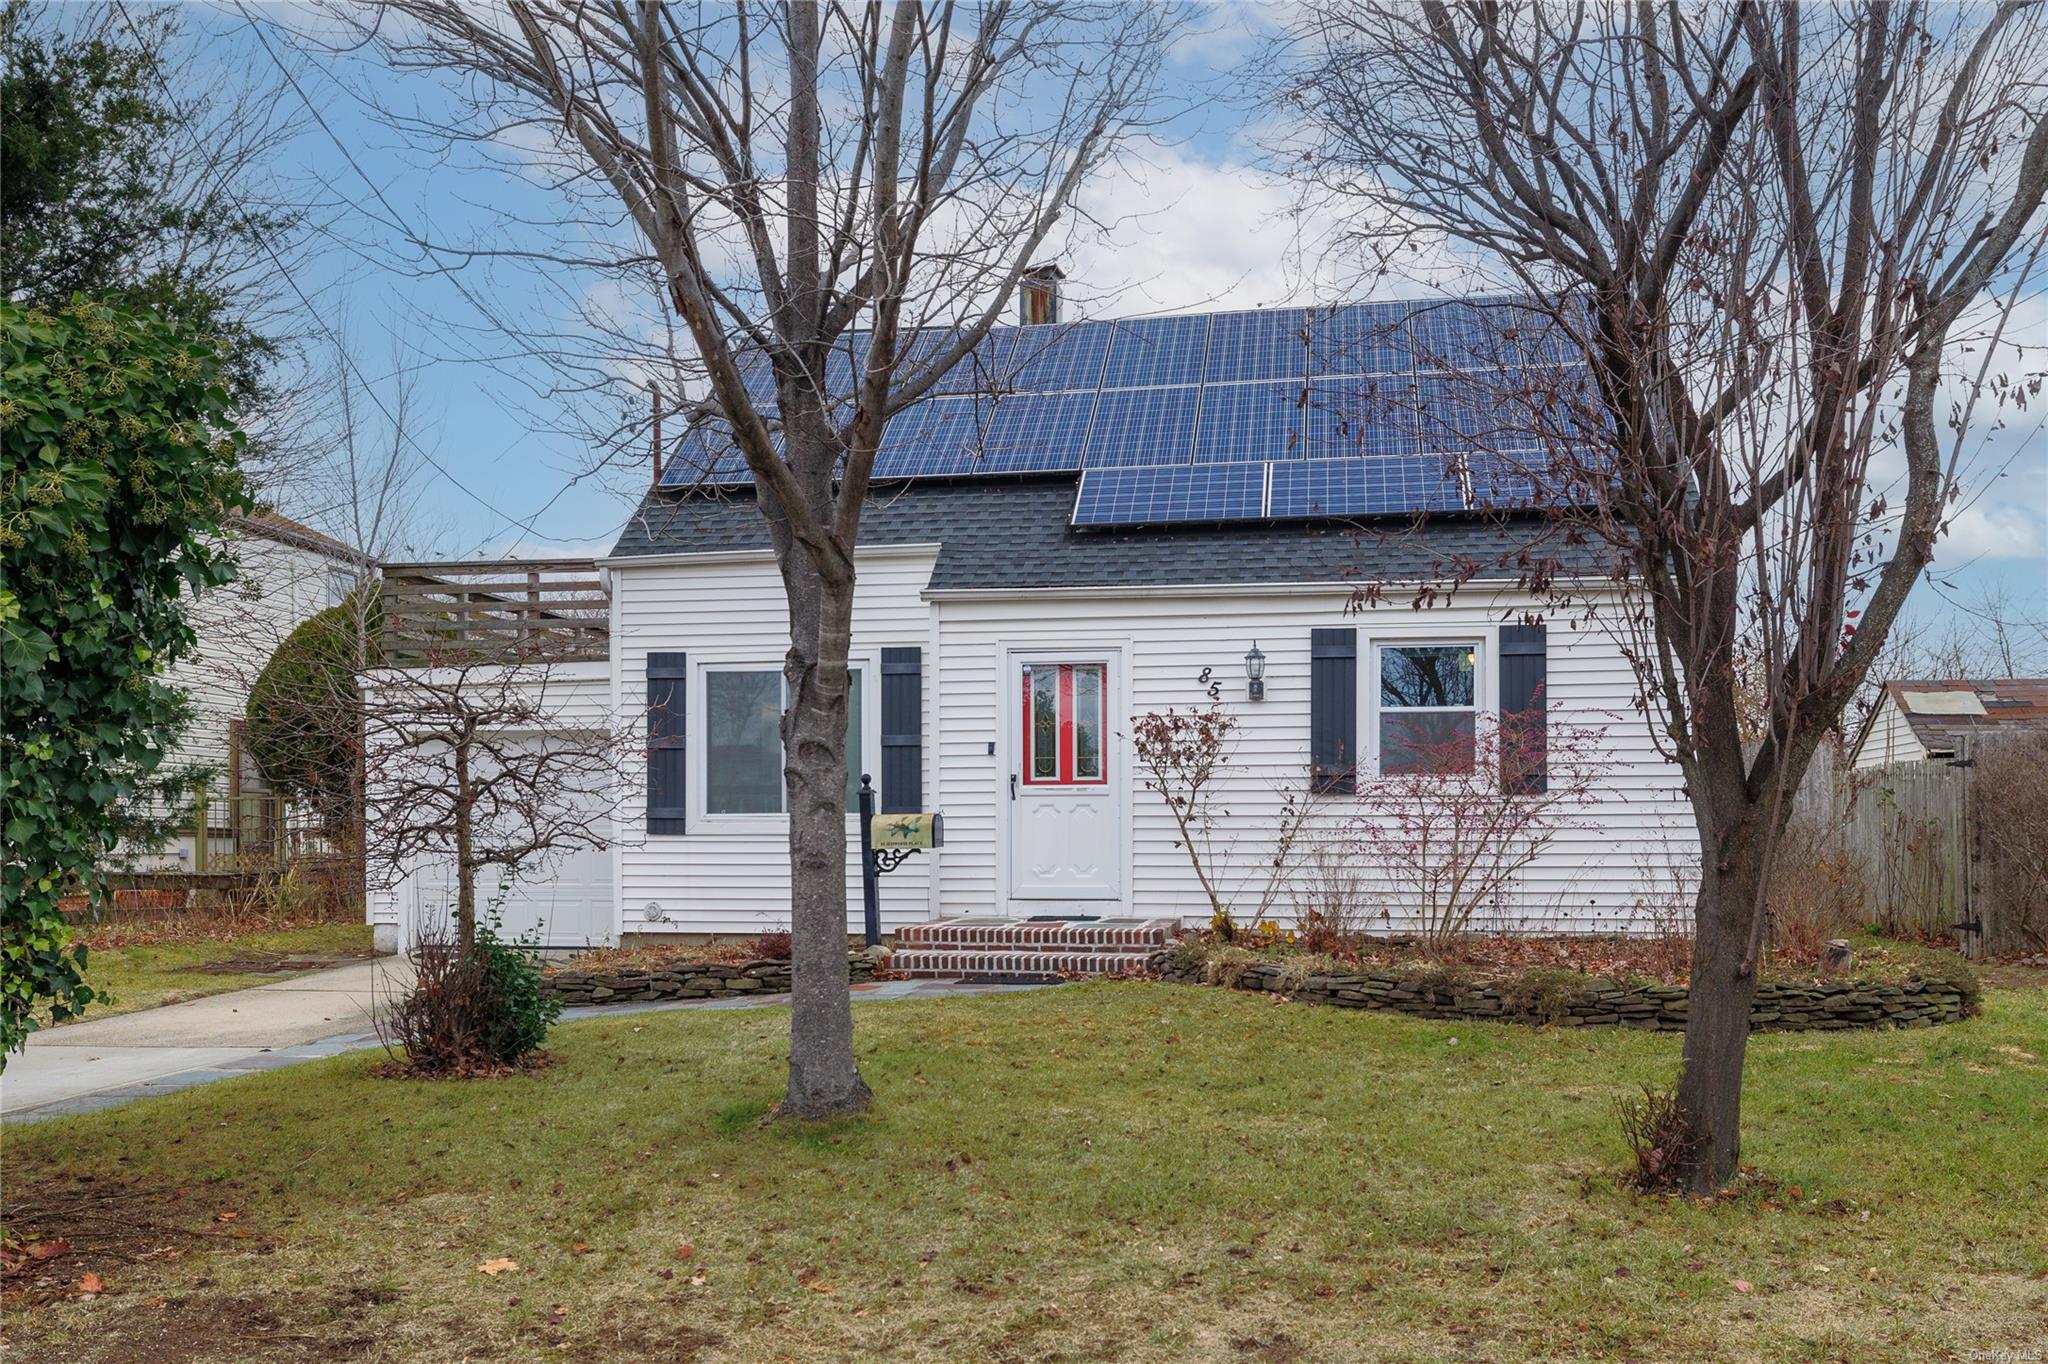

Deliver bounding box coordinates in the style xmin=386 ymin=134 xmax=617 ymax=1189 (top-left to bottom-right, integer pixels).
xmin=608 ymin=479 xmax=1612 ymax=591
xmin=1885 ymin=678 xmax=2048 ymax=754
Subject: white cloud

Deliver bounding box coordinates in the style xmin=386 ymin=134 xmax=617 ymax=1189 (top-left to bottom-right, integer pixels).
xmin=1933 ymin=501 xmax=2047 ymax=563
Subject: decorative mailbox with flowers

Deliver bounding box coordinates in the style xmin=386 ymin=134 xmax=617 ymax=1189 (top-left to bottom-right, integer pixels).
xmin=871 ymin=811 xmax=944 ymax=851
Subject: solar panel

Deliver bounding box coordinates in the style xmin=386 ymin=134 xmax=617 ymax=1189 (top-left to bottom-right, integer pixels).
xmin=1082 ymin=386 xmax=1201 ymax=466
xmin=1193 ymin=381 xmax=1307 ymax=462
xmin=1099 ymin=314 xmax=1210 ymax=388
xmin=735 ymin=349 xmax=778 ymax=405
xmin=1203 ymin=308 xmax=1309 ymax=384
xmin=1007 ymin=320 xmax=1112 ymax=392
xmin=661 ymin=418 xmax=763 ymax=488
xmin=1307 ymin=303 xmax=1412 ymax=377
xmin=1408 ymin=298 xmax=1579 ymax=371
xmin=935 ymin=328 xmax=1025 ymax=395
xmin=1072 ymin=461 xmax=1267 ymax=526
xmin=1268 ymin=457 xmax=1463 ymax=518
xmin=663 ymin=295 xmax=1608 ymax=527
xmin=1465 ymin=447 xmax=1612 ymax=510
xmin=971 ymin=391 xmax=1098 ymax=473
xmin=821 ymin=330 xmax=875 ymax=398
xmin=871 ymin=396 xmax=984 ymax=479
xmin=1305 ymin=377 xmax=1422 ymax=459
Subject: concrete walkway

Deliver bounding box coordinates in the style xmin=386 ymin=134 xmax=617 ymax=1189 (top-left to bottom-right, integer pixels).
xmin=1 ymin=961 xmax=1041 ymax=1126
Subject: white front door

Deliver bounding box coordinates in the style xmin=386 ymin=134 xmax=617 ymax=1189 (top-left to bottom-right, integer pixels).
xmin=1006 ymin=654 xmax=1122 ymax=903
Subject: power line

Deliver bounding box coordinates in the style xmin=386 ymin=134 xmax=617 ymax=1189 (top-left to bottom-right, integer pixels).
xmin=109 ymin=1 xmax=592 ymax=555
xmin=233 ymin=4 xmax=642 ymax=560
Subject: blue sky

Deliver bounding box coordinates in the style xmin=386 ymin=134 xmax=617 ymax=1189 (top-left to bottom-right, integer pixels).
xmin=177 ymin=3 xmax=2043 ymax=653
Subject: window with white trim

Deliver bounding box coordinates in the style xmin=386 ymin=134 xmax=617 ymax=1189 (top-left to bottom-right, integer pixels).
xmin=1373 ymin=641 xmax=1480 ymax=775
xmin=703 ymin=665 xmax=865 ymax=815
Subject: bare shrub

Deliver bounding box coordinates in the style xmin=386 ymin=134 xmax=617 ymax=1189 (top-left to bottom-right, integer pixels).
xmin=1350 ymin=709 xmax=1605 ymax=952
xmin=1765 ymin=817 xmax=1868 ymax=961
xmin=1290 ymin=832 xmax=1369 ymax=956
xmin=1616 ymin=1082 xmax=1708 ymax=1194
xmin=1627 ymin=842 xmax=1697 ymax=980
xmin=747 ymin=928 xmax=794 ymax=962
xmin=1133 ymin=706 xmax=1237 ymax=926
xmin=378 ymin=915 xmax=560 ymax=1077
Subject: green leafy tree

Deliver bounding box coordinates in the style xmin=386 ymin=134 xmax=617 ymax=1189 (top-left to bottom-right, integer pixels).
xmin=0 ymin=2 xmax=296 ymax=404
xmin=245 ymin=590 xmax=384 ymax=841
xmin=0 ymin=298 xmax=249 ymax=1057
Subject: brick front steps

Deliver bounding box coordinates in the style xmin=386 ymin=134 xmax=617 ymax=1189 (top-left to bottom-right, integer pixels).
xmin=891 ymin=916 xmax=1177 ymax=981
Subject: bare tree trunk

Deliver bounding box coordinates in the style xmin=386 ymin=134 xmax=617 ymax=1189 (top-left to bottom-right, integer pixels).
xmin=780 ymin=575 xmax=870 ymax=1118
xmin=1675 ymin=836 xmax=1766 ymax=1192
xmin=453 ymin=746 xmax=476 ymax=953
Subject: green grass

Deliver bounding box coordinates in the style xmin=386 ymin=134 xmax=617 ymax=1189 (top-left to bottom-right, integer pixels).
xmin=63 ymin=922 xmax=376 ymax=1021
xmin=5 ymin=982 xmax=2045 ymax=1362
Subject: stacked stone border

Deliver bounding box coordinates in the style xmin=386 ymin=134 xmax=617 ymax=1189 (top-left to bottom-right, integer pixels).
xmin=546 ymin=951 xmax=879 ymax=1005
xmin=1148 ymin=951 xmax=1977 ymax=1032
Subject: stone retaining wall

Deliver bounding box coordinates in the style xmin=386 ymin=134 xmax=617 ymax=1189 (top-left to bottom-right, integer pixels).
xmin=1149 ymin=952 xmax=1975 ymax=1032
xmin=545 ymin=952 xmax=879 ymax=1006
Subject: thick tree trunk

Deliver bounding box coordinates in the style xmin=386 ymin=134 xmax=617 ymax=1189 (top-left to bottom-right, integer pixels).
xmin=780 ymin=579 xmax=871 ymax=1119
xmin=1673 ymin=828 xmax=1768 ymax=1192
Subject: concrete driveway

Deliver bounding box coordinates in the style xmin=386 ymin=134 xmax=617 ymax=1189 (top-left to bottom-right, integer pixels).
xmin=0 ymin=963 xmax=1042 ymax=1126
xmin=2 ymin=955 xmax=413 ymax=1125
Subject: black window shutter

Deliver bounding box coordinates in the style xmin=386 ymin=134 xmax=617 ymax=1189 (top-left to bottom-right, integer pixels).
xmin=1309 ymin=628 xmax=1357 ymax=795
xmin=647 ymin=652 xmax=688 ymax=834
xmin=1498 ymin=624 xmax=1548 ymax=794
xmin=879 ymin=647 xmax=922 ymax=813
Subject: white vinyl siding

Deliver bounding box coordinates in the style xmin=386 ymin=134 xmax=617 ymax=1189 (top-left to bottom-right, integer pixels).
xmin=933 ymin=583 xmax=1696 ymax=935
xmin=609 ymin=547 xmax=940 ymax=937
xmin=382 ymin=547 xmax=1700 ymax=942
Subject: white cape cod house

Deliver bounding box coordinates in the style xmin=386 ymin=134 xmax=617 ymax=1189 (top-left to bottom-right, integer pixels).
xmin=368 ymin=297 xmax=1696 ymax=958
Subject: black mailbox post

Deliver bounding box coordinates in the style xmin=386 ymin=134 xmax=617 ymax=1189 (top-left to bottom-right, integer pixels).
xmin=856 ymin=774 xmax=942 ymax=947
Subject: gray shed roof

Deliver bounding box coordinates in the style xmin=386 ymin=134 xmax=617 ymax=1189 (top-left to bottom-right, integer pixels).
xmin=609 ymin=480 xmax=1611 ymax=592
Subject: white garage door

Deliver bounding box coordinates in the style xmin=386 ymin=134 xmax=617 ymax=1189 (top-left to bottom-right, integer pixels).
xmin=403 ymin=735 xmax=616 ymax=951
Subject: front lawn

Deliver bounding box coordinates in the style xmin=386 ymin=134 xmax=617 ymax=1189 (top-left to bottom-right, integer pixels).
xmin=58 ymin=923 xmax=377 ymax=1022
xmin=4 ymin=982 xmax=2044 ymax=1362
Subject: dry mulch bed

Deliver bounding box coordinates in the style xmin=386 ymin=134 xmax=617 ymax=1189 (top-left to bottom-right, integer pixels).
xmin=547 ymin=940 xmax=782 ymax=975
xmin=71 ymin=911 xmax=364 ymax=952
xmin=1204 ymin=928 xmax=2009 ymax=990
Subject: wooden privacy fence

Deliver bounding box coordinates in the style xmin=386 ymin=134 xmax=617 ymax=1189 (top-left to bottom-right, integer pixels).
xmin=382 ymin=559 xmax=608 ymax=664
xmin=1790 ymin=734 xmax=2046 ymax=957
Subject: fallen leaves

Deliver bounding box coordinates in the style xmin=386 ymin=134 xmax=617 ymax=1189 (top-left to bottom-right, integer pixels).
xmin=672 ymin=1243 xmax=695 ymax=1261
xmin=76 ymin=1272 xmax=105 ymax=1299
xmin=25 ymin=1240 xmax=70 ymax=1261
xmin=1730 ymin=1279 xmax=1753 ymax=1294
xmin=477 ymin=1258 xmax=520 ymax=1277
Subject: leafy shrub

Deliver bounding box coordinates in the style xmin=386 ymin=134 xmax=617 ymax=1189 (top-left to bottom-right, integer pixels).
xmin=381 ymin=916 xmax=559 ymax=1076
xmin=747 ymin=928 xmax=793 ymax=960
xmin=2 ymin=299 xmax=249 ymax=1057
xmin=1616 ymin=1082 xmax=1707 ymax=1193
xmin=245 ymin=590 xmax=381 ymax=838
xmin=473 ymin=920 xmax=561 ymax=1061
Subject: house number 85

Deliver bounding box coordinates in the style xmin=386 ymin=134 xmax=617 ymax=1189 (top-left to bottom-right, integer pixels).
xmin=1197 ymin=666 xmax=1221 ymax=701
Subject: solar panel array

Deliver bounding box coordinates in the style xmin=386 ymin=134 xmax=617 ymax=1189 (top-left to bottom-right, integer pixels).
xmin=660 ymin=297 xmax=1602 ymax=526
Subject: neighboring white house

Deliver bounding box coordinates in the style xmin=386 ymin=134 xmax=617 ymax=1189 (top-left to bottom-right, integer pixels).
xmin=1852 ymin=677 xmax=2048 ymax=769
xmin=123 ymin=510 xmax=372 ymax=870
xmin=368 ymin=296 xmax=1699 ymax=955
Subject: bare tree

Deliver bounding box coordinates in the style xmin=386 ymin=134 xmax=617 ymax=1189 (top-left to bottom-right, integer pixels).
xmin=362 ymin=645 xmax=625 ymax=951
xmin=1273 ymin=1 xmax=2048 ymax=1189
xmin=349 ymin=0 xmax=1183 ymax=1116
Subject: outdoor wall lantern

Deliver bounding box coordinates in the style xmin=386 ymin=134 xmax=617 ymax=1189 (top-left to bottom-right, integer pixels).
xmin=1245 ymin=642 xmax=1267 ymax=701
